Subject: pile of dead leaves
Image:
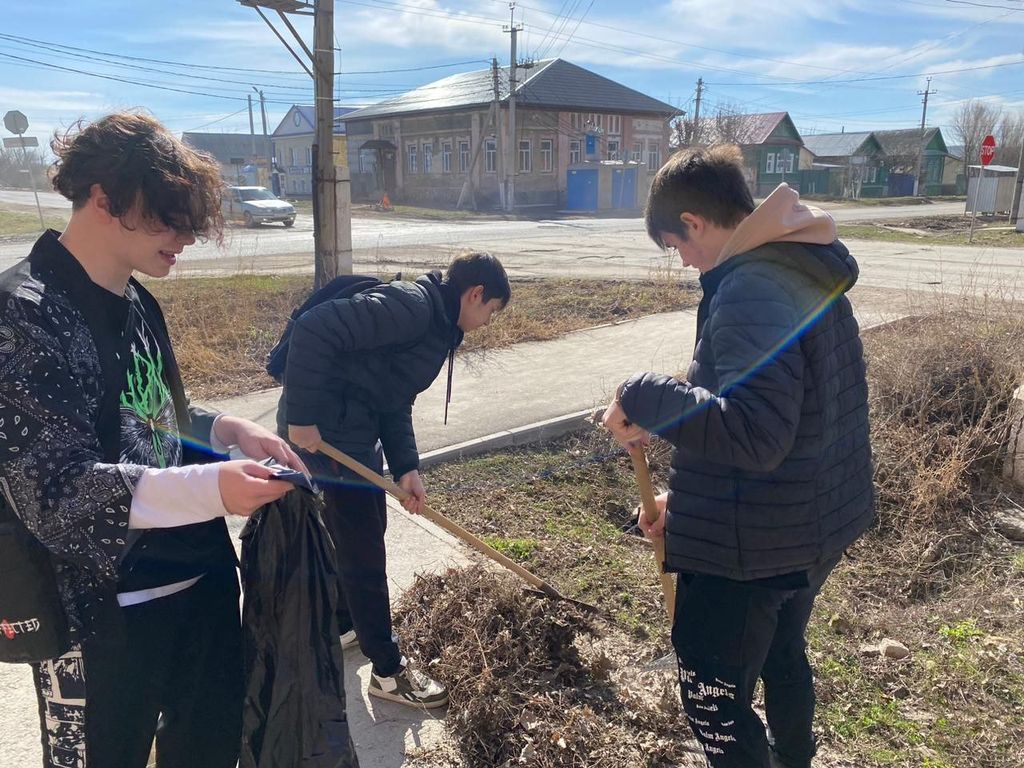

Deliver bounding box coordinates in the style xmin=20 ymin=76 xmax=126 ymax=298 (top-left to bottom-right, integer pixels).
xmin=393 ymin=566 xmax=702 ymax=768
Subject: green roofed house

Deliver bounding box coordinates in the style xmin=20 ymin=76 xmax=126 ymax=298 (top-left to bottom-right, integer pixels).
xmin=342 ymin=59 xmax=680 ymax=210
xmin=697 ymin=111 xmax=805 ymax=197
xmin=800 ymin=131 xmax=886 ymax=198
xmin=874 ymin=127 xmax=954 ymax=196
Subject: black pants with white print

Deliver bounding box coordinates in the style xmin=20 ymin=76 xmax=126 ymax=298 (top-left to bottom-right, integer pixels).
xmin=671 ymin=555 xmax=840 ymax=768
xmin=32 ymin=570 xmax=243 ymax=768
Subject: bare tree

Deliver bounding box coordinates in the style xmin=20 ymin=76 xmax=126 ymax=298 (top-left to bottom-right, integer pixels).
xmin=952 ymin=99 xmax=1001 ymax=168
xmin=0 ymin=147 xmax=48 ymax=188
xmin=995 ymin=110 xmax=1024 ymax=167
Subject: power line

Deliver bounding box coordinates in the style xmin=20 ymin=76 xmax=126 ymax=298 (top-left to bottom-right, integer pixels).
xmin=706 ymin=57 xmax=1024 ymax=87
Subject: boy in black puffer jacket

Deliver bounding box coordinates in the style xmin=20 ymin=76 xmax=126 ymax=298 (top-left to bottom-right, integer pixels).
xmin=282 ymin=252 xmax=510 ymax=708
xmin=603 ymin=145 xmax=873 ymax=768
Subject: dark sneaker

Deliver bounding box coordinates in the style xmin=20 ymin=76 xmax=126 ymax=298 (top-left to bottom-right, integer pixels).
xmin=368 ymin=657 xmax=448 ymax=709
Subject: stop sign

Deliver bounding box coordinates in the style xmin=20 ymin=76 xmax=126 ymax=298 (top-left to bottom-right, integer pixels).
xmin=3 ymin=110 xmax=29 ymax=136
xmin=981 ymin=134 xmax=996 ymax=166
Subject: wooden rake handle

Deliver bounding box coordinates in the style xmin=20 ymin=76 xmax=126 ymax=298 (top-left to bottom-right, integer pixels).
xmin=314 ymin=440 xmax=567 ymax=600
xmin=629 ymin=448 xmax=676 ymax=625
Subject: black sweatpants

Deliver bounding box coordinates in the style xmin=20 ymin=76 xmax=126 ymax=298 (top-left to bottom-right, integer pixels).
xmin=671 ymin=556 xmax=840 ymax=768
xmin=32 ymin=570 xmax=243 ymax=768
xmin=322 ymin=452 xmax=403 ymax=678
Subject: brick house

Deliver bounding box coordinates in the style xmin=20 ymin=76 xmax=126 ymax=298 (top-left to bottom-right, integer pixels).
xmin=342 ymin=59 xmax=679 ymax=209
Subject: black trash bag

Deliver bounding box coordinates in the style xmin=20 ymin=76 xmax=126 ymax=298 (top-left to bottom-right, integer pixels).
xmin=239 ymin=490 xmax=359 ymax=768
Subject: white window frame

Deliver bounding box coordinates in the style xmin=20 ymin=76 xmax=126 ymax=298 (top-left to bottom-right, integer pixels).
xmin=441 ymin=142 xmax=452 ymax=173
xmin=518 ymin=139 xmax=532 ymax=173
xmin=458 ymin=140 xmax=470 ymax=173
xmin=305 ymin=147 xmax=312 ymax=165
xmin=607 ymin=139 xmax=620 ymax=161
xmin=539 ymin=139 xmax=553 ymax=172
xmin=484 ymin=138 xmax=497 ymax=173
xmin=646 ymin=141 xmax=661 ymax=171
xmin=570 ymin=112 xmax=583 ymax=131
xmin=785 ymin=152 xmax=795 ymax=173
xmin=422 ymin=142 xmax=433 ymax=174
xmin=765 ymin=152 xmax=776 ymax=174
xmin=632 ymin=141 xmax=643 ymax=163
xmin=607 ymin=115 xmax=621 ymax=135
xmin=407 ymin=143 xmax=418 ymax=174
xmin=570 ymin=139 xmax=581 ymax=165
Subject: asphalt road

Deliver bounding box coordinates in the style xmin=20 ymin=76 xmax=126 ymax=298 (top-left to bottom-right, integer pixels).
xmin=3 ymin=196 xmax=1016 ymax=296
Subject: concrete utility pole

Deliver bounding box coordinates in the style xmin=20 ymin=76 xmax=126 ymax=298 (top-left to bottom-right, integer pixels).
xmin=248 ymin=94 xmax=256 ymax=157
xmin=252 ymin=87 xmax=271 ymax=184
xmin=1011 ymin=139 xmax=1024 ymax=225
xmin=914 ymin=77 xmax=936 ymax=196
xmin=692 ymin=77 xmax=704 ymax=144
xmin=503 ymin=2 xmax=522 ymax=211
xmin=493 ymin=57 xmax=506 ymax=209
xmin=240 ymin=0 xmax=349 ymax=285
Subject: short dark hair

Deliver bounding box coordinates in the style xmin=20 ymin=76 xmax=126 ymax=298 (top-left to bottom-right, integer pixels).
xmin=445 ymin=251 xmax=511 ymax=306
xmin=644 ymin=144 xmax=755 ymax=249
xmin=51 ymin=112 xmax=224 ymax=240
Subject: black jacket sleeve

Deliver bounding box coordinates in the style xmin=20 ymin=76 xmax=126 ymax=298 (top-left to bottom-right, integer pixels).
xmin=619 ymin=268 xmax=805 ymax=473
xmin=379 ymin=404 xmax=418 ymax=479
xmin=284 ymin=283 xmax=432 ymax=428
xmin=0 ymin=294 xmax=144 ymax=579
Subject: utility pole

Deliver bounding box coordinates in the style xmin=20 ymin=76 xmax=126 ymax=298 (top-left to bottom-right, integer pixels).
xmin=241 ymin=0 xmax=348 ymax=285
xmin=252 ymin=87 xmax=271 ymax=186
xmin=248 ymin=94 xmax=256 ymax=158
xmin=1011 ymin=139 xmax=1024 ymax=225
xmin=691 ymin=77 xmax=704 ymax=144
xmin=914 ymin=77 xmax=935 ymax=196
xmin=493 ymin=57 xmax=505 ymax=210
xmin=503 ymin=2 xmax=522 ymax=211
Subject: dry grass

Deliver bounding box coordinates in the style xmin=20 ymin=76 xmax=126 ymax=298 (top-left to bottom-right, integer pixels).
xmin=838 ymin=215 xmax=1023 ymax=248
xmin=416 ymin=296 xmax=1024 ymax=768
xmin=149 ymin=275 xmax=699 ymax=400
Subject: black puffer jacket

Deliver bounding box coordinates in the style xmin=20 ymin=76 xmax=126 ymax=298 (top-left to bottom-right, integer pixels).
xmin=281 ymin=272 xmax=462 ymax=479
xmin=620 ymin=241 xmax=873 ymax=581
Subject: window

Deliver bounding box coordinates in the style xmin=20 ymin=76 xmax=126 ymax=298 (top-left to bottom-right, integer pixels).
xmin=586 ymin=113 xmax=603 ymax=130
xmin=540 ymin=139 xmax=553 ymax=172
xmin=407 ymin=143 xmax=417 ymax=173
xmin=305 ymin=147 xmax=312 ymax=165
xmin=646 ymin=141 xmax=661 ymax=171
xmin=570 ymin=140 xmax=581 ymax=164
xmin=422 ymin=142 xmax=433 ymax=174
xmin=607 ymin=139 xmax=620 ymax=161
xmin=518 ymin=139 xmax=532 ymax=173
xmin=607 ymin=115 xmax=621 ymax=134
xmin=869 ymin=166 xmax=877 ymax=183
xmin=765 ymin=153 xmax=776 ymax=174
xmin=570 ymin=112 xmax=583 ymax=131
xmin=485 ymin=139 xmax=497 ymax=173
xmin=458 ymin=141 xmax=470 ymax=173
xmin=290 ymin=147 xmax=298 ymax=166
xmin=786 ymin=152 xmax=795 ymax=173
xmin=442 ymin=142 xmax=452 ymax=173
xmin=632 ymin=142 xmax=643 ymax=163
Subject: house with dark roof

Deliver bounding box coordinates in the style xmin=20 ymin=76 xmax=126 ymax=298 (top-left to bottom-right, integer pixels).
xmin=341 ymin=59 xmax=680 ymax=209
xmin=271 ymin=105 xmax=358 ymax=197
xmin=874 ymin=127 xmax=955 ymax=196
xmin=181 ymin=132 xmax=273 ymax=184
xmin=801 ymin=131 xmax=886 ymax=198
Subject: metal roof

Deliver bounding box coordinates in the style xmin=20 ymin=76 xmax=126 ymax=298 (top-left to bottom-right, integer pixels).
xmin=802 ymin=131 xmax=875 ymax=158
xmin=181 ymin=132 xmax=272 ymax=163
xmin=272 ymin=105 xmax=357 ymax=137
xmin=701 ymin=112 xmax=800 ymax=146
xmin=874 ymin=127 xmax=945 ymax=156
xmin=343 ymin=59 xmax=680 ymax=121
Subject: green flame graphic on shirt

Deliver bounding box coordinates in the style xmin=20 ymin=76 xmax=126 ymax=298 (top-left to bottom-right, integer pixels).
xmin=120 ymin=345 xmax=173 ymax=468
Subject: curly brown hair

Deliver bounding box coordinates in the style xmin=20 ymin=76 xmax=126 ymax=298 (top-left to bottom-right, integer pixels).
xmin=51 ymin=112 xmax=224 ymax=241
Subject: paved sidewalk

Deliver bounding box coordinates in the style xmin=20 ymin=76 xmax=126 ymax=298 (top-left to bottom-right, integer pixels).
xmin=0 ymin=301 xmax=900 ymax=768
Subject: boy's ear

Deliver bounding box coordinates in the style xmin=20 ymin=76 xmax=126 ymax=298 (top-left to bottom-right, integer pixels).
xmin=465 ymin=284 xmax=485 ymax=304
xmin=90 ymin=183 xmax=114 ymax=222
xmin=679 ymin=212 xmax=704 ymax=236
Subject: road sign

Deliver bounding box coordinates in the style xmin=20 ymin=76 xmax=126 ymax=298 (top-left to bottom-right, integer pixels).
xmin=981 ymin=134 xmax=996 ymax=167
xmin=3 ymin=110 xmax=29 ymax=135
xmin=3 ymin=136 xmax=38 ymax=149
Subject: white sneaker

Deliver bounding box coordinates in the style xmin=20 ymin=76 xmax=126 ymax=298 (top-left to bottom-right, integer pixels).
xmin=368 ymin=657 xmax=448 ymax=709
xmin=340 ymin=629 xmax=359 ymax=650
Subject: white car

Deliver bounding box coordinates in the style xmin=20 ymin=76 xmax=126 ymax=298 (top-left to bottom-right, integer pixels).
xmin=223 ymin=186 xmax=296 ymax=228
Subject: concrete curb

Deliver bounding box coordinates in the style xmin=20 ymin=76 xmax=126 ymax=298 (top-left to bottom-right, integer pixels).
xmin=416 ymin=408 xmax=599 ymax=470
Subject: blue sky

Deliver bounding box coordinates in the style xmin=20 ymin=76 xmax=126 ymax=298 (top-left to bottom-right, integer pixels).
xmin=1 ymin=0 xmax=1022 ymax=150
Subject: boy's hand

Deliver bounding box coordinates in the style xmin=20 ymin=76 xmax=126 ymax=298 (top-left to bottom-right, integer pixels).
xmin=216 ymin=415 xmax=309 ymax=475
xmin=218 ymin=460 xmax=293 ymax=517
xmin=398 ymin=470 xmax=426 ymax=515
xmin=287 ymin=424 xmax=323 ymax=454
xmin=602 ymin=397 xmax=651 ymax=451
xmin=636 ymin=491 xmax=668 ymax=539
